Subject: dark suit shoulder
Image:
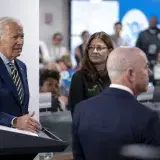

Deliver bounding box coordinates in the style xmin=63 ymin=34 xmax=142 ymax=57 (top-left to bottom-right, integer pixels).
xmin=15 ymin=58 xmax=26 ymax=66
xmin=133 ymin=101 xmax=160 ymax=144
xmin=77 ymin=91 xmax=157 ymax=118
xmin=15 ymin=58 xmax=27 ymax=70
xmin=130 ymin=100 xmax=159 ymax=129
xmin=74 ymin=92 xmax=102 ymax=113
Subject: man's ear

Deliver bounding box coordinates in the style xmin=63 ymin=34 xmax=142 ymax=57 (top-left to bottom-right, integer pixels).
xmin=126 ymin=68 xmax=135 ymax=82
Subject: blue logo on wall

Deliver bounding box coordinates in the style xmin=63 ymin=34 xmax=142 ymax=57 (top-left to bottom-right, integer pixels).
xmin=122 ymin=9 xmax=149 ymax=46
xmin=127 ymin=21 xmax=142 ymax=38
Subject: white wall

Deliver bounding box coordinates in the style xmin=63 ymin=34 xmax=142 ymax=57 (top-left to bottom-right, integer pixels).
xmin=0 ymin=0 xmax=39 ymax=121
xmin=39 ymin=0 xmax=69 ymax=48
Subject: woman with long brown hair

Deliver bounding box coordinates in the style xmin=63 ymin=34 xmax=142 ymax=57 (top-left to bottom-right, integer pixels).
xmin=69 ymin=31 xmax=114 ymax=116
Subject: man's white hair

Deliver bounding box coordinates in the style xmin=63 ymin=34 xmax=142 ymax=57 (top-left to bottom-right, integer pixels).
xmin=0 ymin=17 xmax=22 ymax=38
xmin=107 ymin=47 xmax=144 ymax=81
xmin=108 ymin=70 xmax=122 ymax=80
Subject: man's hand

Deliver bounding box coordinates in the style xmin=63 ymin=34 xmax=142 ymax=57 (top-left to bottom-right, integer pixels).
xmin=13 ymin=112 xmax=41 ymax=133
xmin=58 ymin=96 xmax=68 ymax=105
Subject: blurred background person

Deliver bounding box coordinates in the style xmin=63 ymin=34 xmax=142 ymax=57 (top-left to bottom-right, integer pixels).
xmin=44 ymin=58 xmax=75 ymax=98
xmin=57 ymin=56 xmax=72 ymax=71
xmin=40 ymin=69 xmax=68 ymax=111
xmin=136 ymin=16 xmax=160 ymax=73
xmin=110 ymin=22 xmax=130 ymax=48
xmin=69 ymin=31 xmax=114 ymax=116
xmin=44 ymin=61 xmax=60 ymax=72
xmin=39 ymin=40 xmax=50 ymax=66
xmin=49 ymin=32 xmax=71 ymax=63
xmin=75 ymin=30 xmax=90 ymax=67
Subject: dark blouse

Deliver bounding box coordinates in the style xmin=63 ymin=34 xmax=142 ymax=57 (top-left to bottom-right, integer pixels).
xmin=69 ymin=70 xmax=110 ymax=116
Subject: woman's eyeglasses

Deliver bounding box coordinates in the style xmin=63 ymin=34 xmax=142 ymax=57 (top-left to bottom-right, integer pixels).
xmin=88 ymin=46 xmax=107 ymax=52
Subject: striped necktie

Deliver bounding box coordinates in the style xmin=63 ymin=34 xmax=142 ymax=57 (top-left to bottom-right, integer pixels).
xmin=8 ymin=62 xmax=24 ymax=105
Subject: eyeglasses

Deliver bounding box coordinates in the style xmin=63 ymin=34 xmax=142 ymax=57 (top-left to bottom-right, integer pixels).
xmin=88 ymin=46 xmax=107 ymax=52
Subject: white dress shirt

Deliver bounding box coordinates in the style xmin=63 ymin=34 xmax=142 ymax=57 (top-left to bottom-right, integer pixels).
xmin=49 ymin=45 xmax=67 ymax=61
xmin=110 ymin=84 xmax=133 ymax=95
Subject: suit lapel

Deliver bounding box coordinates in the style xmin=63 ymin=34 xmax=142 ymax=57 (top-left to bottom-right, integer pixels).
xmin=0 ymin=58 xmax=20 ymax=105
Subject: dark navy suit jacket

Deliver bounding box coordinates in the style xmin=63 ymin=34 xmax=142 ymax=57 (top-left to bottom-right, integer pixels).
xmin=0 ymin=57 xmax=29 ymax=127
xmin=72 ymin=88 xmax=160 ymax=160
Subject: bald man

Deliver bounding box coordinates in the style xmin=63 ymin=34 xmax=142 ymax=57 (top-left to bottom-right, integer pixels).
xmin=72 ymin=47 xmax=160 ymax=160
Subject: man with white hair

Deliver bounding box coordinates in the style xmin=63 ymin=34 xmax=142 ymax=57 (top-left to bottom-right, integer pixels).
xmin=107 ymin=46 xmax=151 ymax=95
xmin=0 ymin=17 xmax=41 ymax=133
xmin=72 ymin=47 xmax=160 ymax=160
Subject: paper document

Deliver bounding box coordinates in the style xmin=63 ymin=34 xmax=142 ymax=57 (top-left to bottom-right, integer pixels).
xmin=0 ymin=125 xmax=38 ymax=137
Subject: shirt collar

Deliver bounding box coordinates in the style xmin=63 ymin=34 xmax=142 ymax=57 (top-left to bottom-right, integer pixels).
xmin=0 ymin=52 xmax=14 ymax=65
xmin=110 ymin=84 xmax=133 ymax=95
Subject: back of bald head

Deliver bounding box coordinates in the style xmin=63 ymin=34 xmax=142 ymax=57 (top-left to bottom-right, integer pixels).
xmin=107 ymin=47 xmax=145 ymax=81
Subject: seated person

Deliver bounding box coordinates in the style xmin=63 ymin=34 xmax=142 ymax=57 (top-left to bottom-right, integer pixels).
xmin=44 ymin=62 xmax=60 ymax=72
xmin=39 ymin=69 xmax=68 ymax=111
xmin=56 ymin=55 xmax=72 ymax=71
xmin=44 ymin=62 xmax=69 ymax=97
xmin=39 ymin=40 xmax=50 ymax=63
